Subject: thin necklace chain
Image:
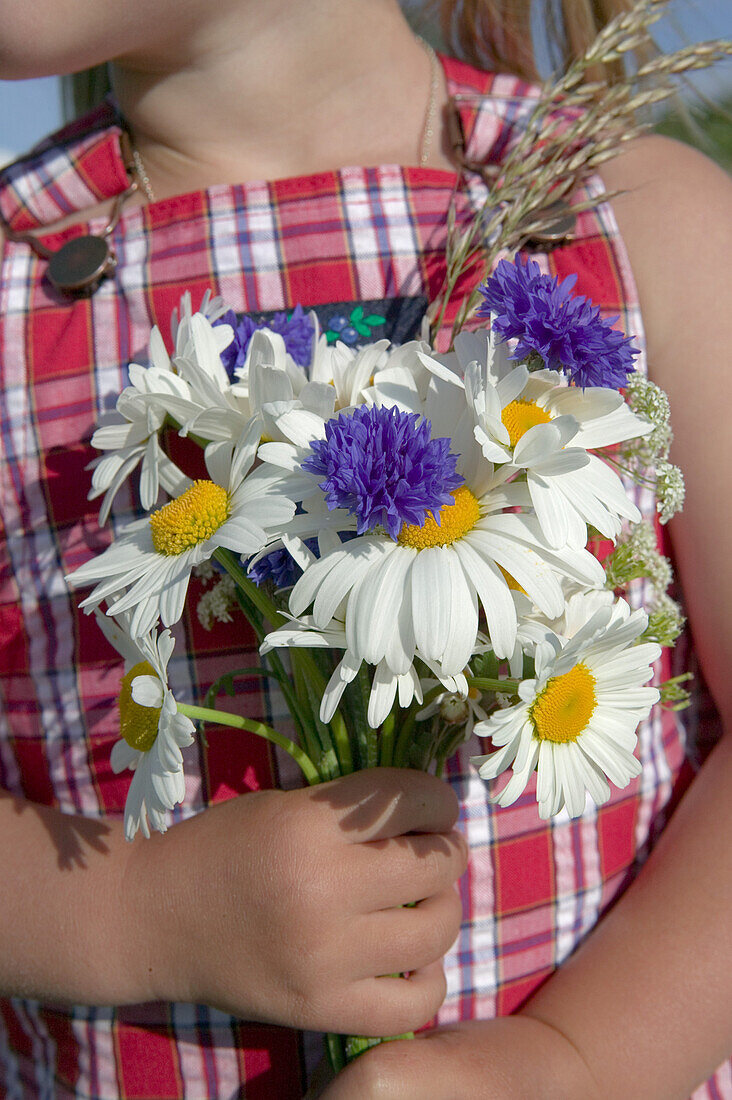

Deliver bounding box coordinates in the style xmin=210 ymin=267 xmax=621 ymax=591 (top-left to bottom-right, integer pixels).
xmin=417 ymin=37 xmax=440 ymax=168
xmin=132 ymin=37 xmax=440 ymax=200
xmin=132 ymin=148 xmax=156 ymax=203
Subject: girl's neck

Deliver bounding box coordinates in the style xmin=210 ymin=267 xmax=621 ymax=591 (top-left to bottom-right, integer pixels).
xmin=111 ymin=0 xmax=454 ymax=200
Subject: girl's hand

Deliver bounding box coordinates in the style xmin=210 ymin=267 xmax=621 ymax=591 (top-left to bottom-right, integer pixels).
xmin=318 ymin=1018 xmax=601 ymax=1099
xmin=126 ymin=768 xmax=467 ymax=1036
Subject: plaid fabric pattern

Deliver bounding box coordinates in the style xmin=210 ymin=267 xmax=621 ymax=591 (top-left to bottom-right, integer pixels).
xmin=0 ymin=54 xmax=724 ymax=1098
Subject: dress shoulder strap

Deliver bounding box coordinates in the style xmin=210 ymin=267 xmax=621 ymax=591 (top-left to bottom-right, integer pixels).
xmin=0 ymin=100 xmax=131 ymax=232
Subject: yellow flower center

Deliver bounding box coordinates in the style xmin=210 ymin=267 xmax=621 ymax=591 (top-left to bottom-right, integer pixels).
xmin=149 ymin=480 xmax=230 ymax=556
xmin=501 ymin=399 xmax=552 ymax=448
xmin=118 ymin=661 xmax=161 ymax=752
xmin=398 ymin=485 xmax=481 ymax=549
xmin=530 ymin=662 xmax=597 ymax=743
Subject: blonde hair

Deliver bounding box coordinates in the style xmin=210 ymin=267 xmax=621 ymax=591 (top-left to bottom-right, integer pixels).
xmin=438 ymin=0 xmax=653 ymax=85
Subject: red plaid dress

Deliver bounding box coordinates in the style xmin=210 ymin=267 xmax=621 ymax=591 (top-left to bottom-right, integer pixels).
xmin=0 ymin=55 xmax=727 ymax=1099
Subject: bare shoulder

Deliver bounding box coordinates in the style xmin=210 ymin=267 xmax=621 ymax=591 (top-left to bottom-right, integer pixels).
xmin=599 ymin=130 xmax=730 ymax=198
xmin=598 ymin=131 xmax=731 ymax=234
xmin=597 ymin=134 xmax=732 ymax=371
xmin=600 ymin=135 xmax=732 ymax=721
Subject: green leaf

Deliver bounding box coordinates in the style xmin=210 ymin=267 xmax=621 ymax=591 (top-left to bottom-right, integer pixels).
xmin=365 ymin=314 xmax=384 ymax=326
xmin=350 ymin=305 xmax=364 ymax=322
xmin=326 ymin=330 xmax=339 ymax=343
xmin=353 ymin=321 xmax=370 ymax=336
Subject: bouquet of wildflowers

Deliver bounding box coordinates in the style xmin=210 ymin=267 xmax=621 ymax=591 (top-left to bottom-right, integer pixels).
xmin=69 ymin=256 xmax=686 ymax=1069
xmin=66 ymin=0 xmax=732 ymax=1074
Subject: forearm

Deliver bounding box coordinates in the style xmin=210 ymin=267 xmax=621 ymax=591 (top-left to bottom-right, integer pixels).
xmin=520 ymin=729 xmax=732 ymax=1099
xmin=0 ymin=790 xmax=151 ymax=1005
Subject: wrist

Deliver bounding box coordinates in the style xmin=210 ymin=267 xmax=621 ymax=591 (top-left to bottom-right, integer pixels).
xmin=120 ymin=824 xmax=195 ymax=1006
xmin=516 ymin=1013 xmax=602 ymax=1100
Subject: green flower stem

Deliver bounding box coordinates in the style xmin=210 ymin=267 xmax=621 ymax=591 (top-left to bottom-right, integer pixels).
xmin=214 ymin=547 xmax=353 ymax=774
xmin=366 ymin=725 xmax=379 ymax=770
xmin=288 ymin=655 xmax=334 ymax=781
xmin=329 ymin=712 xmax=354 ymax=775
xmin=348 ymin=664 xmax=372 ymax=770
xmin=177 ymin=703 xmax=320 ymax=786
xmin=295 ymin=654 xmax=352 ymax=776
xmin=214 ymin=548 xmax=285 ymax=629
xmin=392 ymin=684 xmax=443 ymax=769
xmin=293 ymin=654 xmax=342 ymax=781
xmin=467 ymin=676 xmax=521 ymax=694
xmin=344 ymin=1032 xmax=413 ymax=1062
xmin=351 ymin=664 xmax=378 ymax=770
xmin=434 ymin=726 xmax=469 ymax=779
xmin=434 ymin=750 xmax=450 ymax=779
xmin=300 ymin=652 xmax=353 ymax=775
xmin=325 ymin=1033 xmax=346 ymax=1075
xmin=379 ymin=713 xmax=395 ymax=768
xmin=261 ymin=647 xmax=311 ymax=747
xmin=290 ymin=651 xmax=339 ymax=783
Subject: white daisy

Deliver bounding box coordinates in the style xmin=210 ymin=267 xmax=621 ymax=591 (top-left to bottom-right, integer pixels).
xmin=161 ymin=309 xmax=253 ymax=448
xmin=68 ymin=418 xmax=296 ymax=636
xmin=94 ymin=611 xmax=195 ymax=841
xmin=430 ymin=328 xmax=652 ymax=548
xmin=86 ymin=299 xmax=218 ymax=522
xmin=262 ymin=609 xmax=468 ymax=729
xmin=471 ymin=598 xmax=661 ymax=819
xmin=260 ymin=395 xmax=604 ymax=681
xmin=232 ymin=327 xmax=337 ymax=439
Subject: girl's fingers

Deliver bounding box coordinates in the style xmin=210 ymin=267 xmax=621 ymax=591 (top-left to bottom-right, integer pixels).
xmin=352 ymin=887 xmax=463 ymax=979
xmin=311 ymin=768 xmax=460 ymax=843
xmin=348 ymin=960 xmax=447 ymax=1039
xmin=362 ymin=828 xmax=468 ymax=908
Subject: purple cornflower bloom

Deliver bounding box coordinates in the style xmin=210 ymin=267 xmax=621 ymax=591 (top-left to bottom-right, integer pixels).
xmin=248 ymin=546 xmax=306 ymax=589
xmin=477 ymin=257 xmax=639 ymax=389
xmin=215 ymin=304 xmax=314 ymax=378
xmin=302 ymin=405 xmax=463 ymax=541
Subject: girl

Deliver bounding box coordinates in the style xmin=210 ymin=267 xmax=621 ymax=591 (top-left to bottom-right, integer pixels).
xmin=0 ymin=1 xmax=730 ymax=1096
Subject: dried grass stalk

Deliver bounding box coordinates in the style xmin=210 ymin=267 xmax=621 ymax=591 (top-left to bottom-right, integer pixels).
xmin=428 ymin=0 xmax=732 ymax=345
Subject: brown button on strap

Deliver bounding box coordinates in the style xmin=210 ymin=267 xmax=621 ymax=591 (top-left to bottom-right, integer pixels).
xmin=0 ymin=182 xmax=138 ymax=296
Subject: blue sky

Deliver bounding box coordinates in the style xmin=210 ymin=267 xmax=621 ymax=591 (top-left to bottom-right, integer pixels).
xmin=1 ymin=0 xmax=729 ymax=164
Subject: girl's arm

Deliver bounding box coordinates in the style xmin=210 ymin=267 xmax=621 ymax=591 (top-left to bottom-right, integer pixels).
xmin=322 ymin=135 xmax=732 ymax=1099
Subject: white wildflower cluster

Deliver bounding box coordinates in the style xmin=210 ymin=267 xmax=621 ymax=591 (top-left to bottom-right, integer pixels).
xmin=197 ymin=573 xmax=238 ymax=631
xmin=643 ymin=592 xmax=685 ymax=648
xmin=603 ymin=520 xmax=672 ymax=593
xmin=603 ymin=523 xmax=683 ymax=647
xmin=614 ymin=376 xmax=684 ymax=525
xmin=193 ymin=560 xmax=217 ymax=582
xmin=620 ymin=374 xmax=672 ymax=466
xmin=656 ymin=461 xmax=686 ymax=524
xmin=658 ymin=673 xmax=693 ymax=711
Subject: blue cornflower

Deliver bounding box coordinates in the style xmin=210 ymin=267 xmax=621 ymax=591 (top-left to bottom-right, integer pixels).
xmin=247 ymin=534 xmax=358 ymax=589
xmin=215 ymin=304 xmax=314 ymax=378
xmin=477 ymin=257 xmax=638 ymax=389
xmin=302 ymin=405 xmax=463 ymax=541
xmin=248 ymin=543 xmax=314 ymax=589
xmin=248 ymin=546 xmax=306 ymax=589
